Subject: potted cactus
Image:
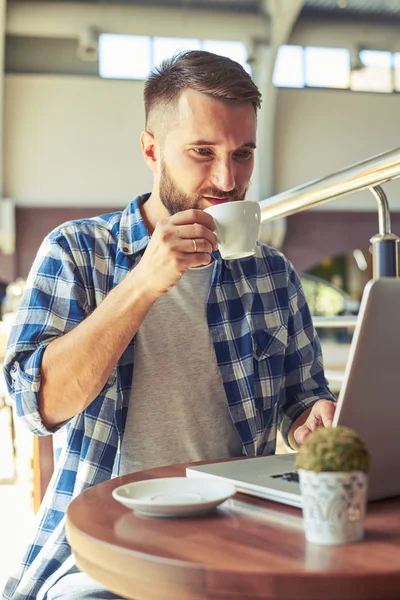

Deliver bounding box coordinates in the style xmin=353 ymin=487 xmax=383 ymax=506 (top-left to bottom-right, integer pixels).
xmin=295 ymin=426 xmax=371 ymax=545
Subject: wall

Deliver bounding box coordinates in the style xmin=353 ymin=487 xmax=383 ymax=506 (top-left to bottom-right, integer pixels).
xmin=282 ymin=210 xmax=400 ymax=272
xmin=274 ymin=87 xmax=400 ymax=211
xmin=16 ymin=206 xmax=117 ymax=278
xmin=4 ymin=75 xmax=150 ymax=207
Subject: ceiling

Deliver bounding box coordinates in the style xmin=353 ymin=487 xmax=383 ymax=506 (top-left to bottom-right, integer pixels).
xmin=7 ymin=0 xmax=400 ymax=21
xmin=303 ymin=0 xmax=400 ymax=20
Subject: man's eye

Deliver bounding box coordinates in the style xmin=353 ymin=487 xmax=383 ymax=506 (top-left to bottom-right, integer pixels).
xmin=236 ymin=150 xmax=252 ymax=159
xmin=193 ymin=148 xmax=212 ymax=156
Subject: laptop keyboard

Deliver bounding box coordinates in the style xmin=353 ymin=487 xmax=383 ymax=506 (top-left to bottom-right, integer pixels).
xmin=270 ymin=471 xmax=299 ymax=483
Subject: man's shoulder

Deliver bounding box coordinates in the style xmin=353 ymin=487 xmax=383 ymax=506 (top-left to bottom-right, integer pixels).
xmin=45 ymin=195 xmax=147 ymax=251
xmin=47 ymin=210 xmax=123 ymax=246
xmin=254 ymin=242 xmax=293 ymax=273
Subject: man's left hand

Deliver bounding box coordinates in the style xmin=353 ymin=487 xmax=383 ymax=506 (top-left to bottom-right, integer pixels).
xmin=293 ymin=400 xmax=336 ymax=447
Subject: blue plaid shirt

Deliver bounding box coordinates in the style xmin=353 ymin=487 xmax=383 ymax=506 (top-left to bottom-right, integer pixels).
xmin=3 ymin=195 xmax=334 ymax=599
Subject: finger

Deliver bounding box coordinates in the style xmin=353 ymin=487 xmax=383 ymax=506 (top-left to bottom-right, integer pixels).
xmin=318 ymin=400 xmax=336 ymax=428
xmin=190 ymin=253 xmax=214 ymax=268
xmin=182 ymin=237 xmax=214 ymax=255
xmin=294 ymin=425 xmax=311 ymax=446
xmin=170 ymin=209 xmax=216 ymax=231
xmin=176 ymin=223 xmax=218 ymax=251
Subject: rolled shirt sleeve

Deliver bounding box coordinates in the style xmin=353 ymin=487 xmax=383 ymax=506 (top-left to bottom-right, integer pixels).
xmin=3 ymin=232 xmax=90 ymax=435
xmin=278 ymin=264 xmax=336 ymax=446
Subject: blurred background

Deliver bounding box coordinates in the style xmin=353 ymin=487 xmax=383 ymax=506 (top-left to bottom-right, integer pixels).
xmin=1 ymin=0 xmax=400 ymax=590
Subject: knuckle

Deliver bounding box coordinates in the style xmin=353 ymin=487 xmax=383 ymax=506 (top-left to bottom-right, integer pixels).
xmin=197 ymin=239 xmax=205 ymax=252
xmin=199 ymin=239 xmax=209 ymax=252
xmin=194 ymin=223 xmax=206 ymax=238
xmin=160 ymin=229 xmax=173 ymax=244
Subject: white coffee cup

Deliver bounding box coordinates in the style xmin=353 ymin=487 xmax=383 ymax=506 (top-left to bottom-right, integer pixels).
xmin=204 ymin=200 xmax=261 ymax=260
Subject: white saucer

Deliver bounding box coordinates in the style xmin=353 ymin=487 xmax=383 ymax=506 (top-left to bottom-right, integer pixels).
xmin=112 ymin=477 xmax=236 ymax=518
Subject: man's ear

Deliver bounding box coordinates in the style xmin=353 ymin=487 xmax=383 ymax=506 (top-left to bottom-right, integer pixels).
xmin=141 ymin=130 xmax=159 ymax=173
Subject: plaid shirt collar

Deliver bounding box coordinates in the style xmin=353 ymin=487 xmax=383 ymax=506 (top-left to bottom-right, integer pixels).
xmin=118 ymin=193 xmax=152 ymax=255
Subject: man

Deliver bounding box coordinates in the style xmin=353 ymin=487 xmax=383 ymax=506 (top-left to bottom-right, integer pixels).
xmin=3 ymin=50 xmax=335 ymax=600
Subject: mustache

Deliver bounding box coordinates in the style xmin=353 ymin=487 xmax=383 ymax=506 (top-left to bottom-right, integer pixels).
xmin=199 ymin=188 xmax=242 ymax=200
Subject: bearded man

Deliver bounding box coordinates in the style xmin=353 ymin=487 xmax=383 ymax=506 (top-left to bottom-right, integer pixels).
xmin=3 ymin=50 xmax=335 ymax=600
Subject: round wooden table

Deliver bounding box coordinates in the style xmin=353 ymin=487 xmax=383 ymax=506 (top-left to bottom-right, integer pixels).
xmin=66 ymin=458 xmax=400 ymax=600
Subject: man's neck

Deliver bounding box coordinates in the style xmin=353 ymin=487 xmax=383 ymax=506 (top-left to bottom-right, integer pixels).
xmin=139 ymin=191 xmax=169 ymax=234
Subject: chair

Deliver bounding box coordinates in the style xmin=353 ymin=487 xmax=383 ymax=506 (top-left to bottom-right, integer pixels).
xmin=0 ymin=391 xmax=17 ymax=484
xmin=33 ymin=436 xmax=54 ymax=513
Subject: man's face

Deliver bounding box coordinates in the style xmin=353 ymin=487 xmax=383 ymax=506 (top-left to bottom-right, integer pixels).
xmin=154 ymin=89 xmax=257 ymax=215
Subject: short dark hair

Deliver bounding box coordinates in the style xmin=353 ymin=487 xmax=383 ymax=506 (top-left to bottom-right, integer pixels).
xmin=144 ymin=50 xmax=262 ymax=126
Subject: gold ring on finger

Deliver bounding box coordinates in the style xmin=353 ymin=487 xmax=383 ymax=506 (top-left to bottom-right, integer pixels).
xmin=192 ymin=238 xmax=197 ymax=253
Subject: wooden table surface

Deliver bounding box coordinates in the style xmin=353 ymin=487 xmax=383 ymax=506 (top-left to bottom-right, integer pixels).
xmin=66 ymin=458 xmax=400 ymax=600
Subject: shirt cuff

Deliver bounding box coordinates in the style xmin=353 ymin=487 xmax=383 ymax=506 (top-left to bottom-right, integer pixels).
xmin=7 ymin=345 xmax=65 ymax=435
xmin=280 ymin=389 xmax=337 ymax=449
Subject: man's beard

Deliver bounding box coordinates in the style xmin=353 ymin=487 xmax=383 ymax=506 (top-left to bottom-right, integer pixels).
xmin=159 ymin=159 xmax=248 ymax=216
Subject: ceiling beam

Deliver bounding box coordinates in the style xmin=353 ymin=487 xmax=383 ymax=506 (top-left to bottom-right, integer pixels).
xmin=6 ymin=1 xmax=270 ymax=41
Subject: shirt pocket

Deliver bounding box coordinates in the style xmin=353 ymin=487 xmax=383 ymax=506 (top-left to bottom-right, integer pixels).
xmin=252 ymin=325 xmax=288 ymax=410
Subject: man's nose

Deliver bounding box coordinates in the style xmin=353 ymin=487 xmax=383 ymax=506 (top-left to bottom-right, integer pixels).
xmin=210 ymin=159 xmax=236 ymax=192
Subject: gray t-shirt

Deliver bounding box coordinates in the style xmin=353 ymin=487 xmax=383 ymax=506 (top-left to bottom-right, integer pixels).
xmin=120 ymin=262 xmax=243 ymax=475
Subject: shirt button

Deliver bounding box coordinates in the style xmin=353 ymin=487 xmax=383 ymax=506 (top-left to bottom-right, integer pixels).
xmin=11 ymin=364 xmax=18 ymax=373
xmin=32 ymin=382 xmax=40 ymax=392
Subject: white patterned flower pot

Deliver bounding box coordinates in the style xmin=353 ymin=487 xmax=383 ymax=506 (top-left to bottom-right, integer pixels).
xmin=298 ymin=470 xmax=368 ymax=545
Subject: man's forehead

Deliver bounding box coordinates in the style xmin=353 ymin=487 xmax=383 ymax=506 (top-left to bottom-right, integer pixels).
xmin=175 ymin=91 xmax=256 ymax=143
xmin=148 ymin=89 xmax=256 ymax=144
xmin=176 ymin=88 xmax=254 ymax=116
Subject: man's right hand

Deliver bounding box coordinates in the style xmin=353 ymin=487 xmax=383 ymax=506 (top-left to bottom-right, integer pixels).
xmin=133 ymin=209 xmax=219 ymax=300
xmin=38 ymin=208 xmax=218 ymax=429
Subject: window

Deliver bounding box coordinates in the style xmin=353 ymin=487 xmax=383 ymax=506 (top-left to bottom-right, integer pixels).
xmin=99 ymin=35 xmax=250 ymax=80
xmin=153 ymin=37 xmax=201 ymax=69
xmin=99 ymin=34 xmax=151 ymax=80
xmin=304 ymin=47 xmax=349 ymax=89
xmin=273 ymin=44 xmax=399 ymax=95
xmin=273 ymin=45 xmax=304 ymax=88
xmin=350 ymin=50 xmax=393 ymax=93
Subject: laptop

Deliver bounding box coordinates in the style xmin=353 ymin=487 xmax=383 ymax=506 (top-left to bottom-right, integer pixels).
xmin=187 ymin=278 xmax=400 ymax=508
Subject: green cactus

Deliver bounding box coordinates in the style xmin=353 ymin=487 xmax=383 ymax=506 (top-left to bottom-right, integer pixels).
xmin=295 ymin=426 xmax=370 ymax=473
